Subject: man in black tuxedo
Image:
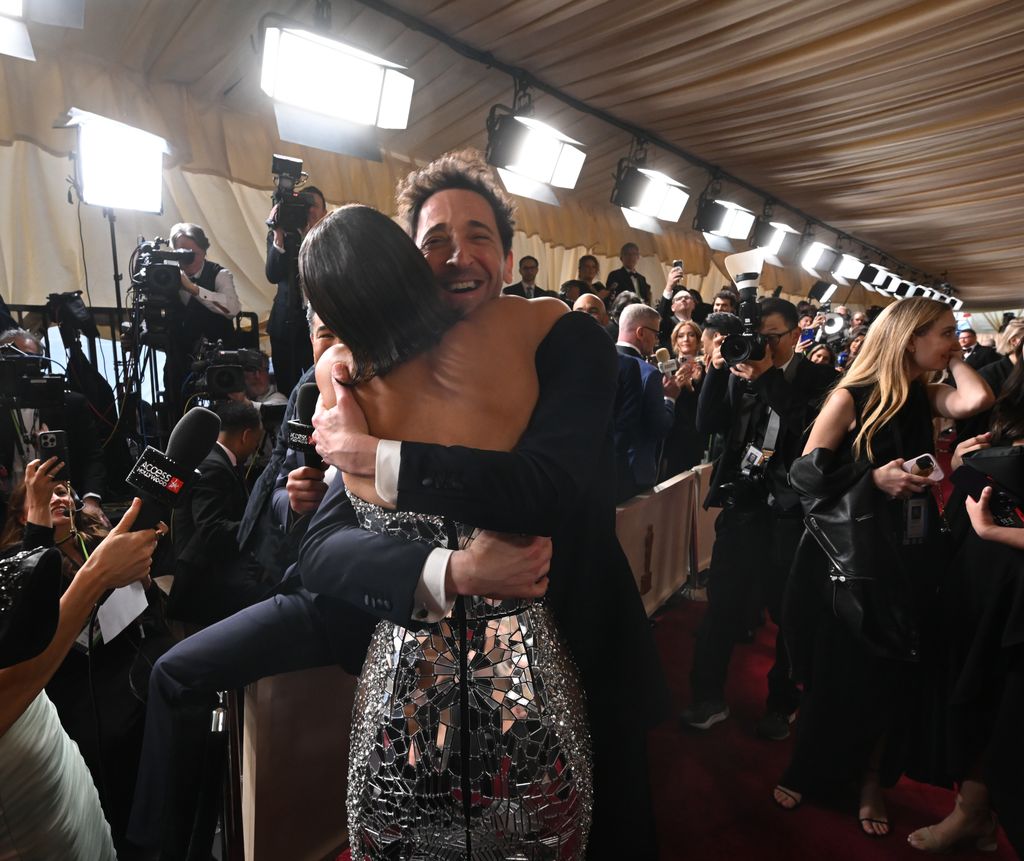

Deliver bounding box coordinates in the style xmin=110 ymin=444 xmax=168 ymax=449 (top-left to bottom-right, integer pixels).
xmin=165 ymin=400 xmax=267 ymax=627
xmin=682 ymin=298 xmax=836 ymax=740
xmin=959 ymin=328 xmax=999 ymax=370
xmin=606 ymin=241 xmax=652 ymax=304
xmin=655 ymin=262 xmax=695 ymax=348
xmin=265 ymin=186 xmax=328 ymax=396
xmin=614 ymin=303 xmax=678 ymax=500
xmin=305 ymin=151 xmax=667 ymax=860
xmin=0 ymin=328 xmax=107 ymax=529
xmin=501 ymin=255 xmax=555 ymax=298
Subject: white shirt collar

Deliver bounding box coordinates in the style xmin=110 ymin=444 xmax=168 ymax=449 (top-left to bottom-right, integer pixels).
xmin=216 ymin=440 xmax=238 ymax=467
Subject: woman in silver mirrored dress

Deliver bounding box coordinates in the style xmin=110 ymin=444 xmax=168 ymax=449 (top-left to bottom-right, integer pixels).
xmin=300 ymin=204 xmax=592 ymax=860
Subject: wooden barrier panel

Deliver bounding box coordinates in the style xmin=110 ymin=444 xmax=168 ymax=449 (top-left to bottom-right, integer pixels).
xmin=242 ymin=666 xmax=356 ymax=860
xmin=690 ymin=463 xmax=720 ymax=574
xmin=615 ymin=470 xmax=696 ymax=615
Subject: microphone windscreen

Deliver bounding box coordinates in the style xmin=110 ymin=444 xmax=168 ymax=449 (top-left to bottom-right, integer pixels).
xmin=654 ymin=348 xmax=671 ymax=364
xmin=295 ymin=382 xmax=320 ymax=426
xmin=165 ymin=407 xmax=221 ymax=472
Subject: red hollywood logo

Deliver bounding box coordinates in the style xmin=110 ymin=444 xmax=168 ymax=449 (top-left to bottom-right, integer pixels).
xmin=166 ymin=477 xmax=184 ymax=494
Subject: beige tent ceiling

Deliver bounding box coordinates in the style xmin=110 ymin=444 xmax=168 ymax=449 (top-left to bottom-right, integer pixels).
xmin=3 ymin=0 xmax=1022 ymax=310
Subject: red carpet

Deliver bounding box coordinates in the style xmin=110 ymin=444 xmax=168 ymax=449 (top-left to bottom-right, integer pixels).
xmin=649 ymin=598 xmax=1016 ymax=860
xmin=338 ymin=595 xmax=1015 ymax=860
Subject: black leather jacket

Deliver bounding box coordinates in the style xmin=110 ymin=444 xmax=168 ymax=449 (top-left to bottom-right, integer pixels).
xmin=784 ymin=447 xmax=922 ymax=672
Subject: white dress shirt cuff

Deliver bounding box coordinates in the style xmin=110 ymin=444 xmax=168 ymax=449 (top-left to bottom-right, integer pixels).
xmin=412 ymin=548 xmax=456 ymax=623
xmin=375 ymin=439 xmax=402 ymax=506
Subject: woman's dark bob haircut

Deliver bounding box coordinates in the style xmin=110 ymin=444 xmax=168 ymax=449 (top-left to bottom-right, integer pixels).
xmin=299 ymin=205 xmax=459 ymax=382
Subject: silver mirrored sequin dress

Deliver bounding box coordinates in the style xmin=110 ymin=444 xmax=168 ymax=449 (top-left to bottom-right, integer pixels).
xmin=346 ymin=492 xmax=592 ymax=861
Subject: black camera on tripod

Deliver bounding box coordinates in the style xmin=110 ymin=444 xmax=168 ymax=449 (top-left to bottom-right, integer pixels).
xmin=190 ymin=340 xmax=263 ymax=399
xmin=266 ymin=154 xmax=316 ymax=234
xmin=0 ymin=347 xmax=65 ymax=410
xmin=127 ymin=237 xmax=196 ymax=350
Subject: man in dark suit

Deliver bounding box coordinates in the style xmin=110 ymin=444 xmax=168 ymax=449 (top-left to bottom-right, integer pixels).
xmin=304 ymin=151 xmax=667 ymax=860
xmin=606 ymin=241 xmax=652 ymax=304
xmin=683 ymin=297 xmax=837 ymax=740
xmin=0 ymin=328 xmax=107 ymax=529
xmin=265 ymin=186 xmax=327 ymax=396
xmin=165 ymin=400 xmax=267 ymax=627
xmin=656 ymin=276 xmax=697 ymax=348
xmin=614 ymin=303 xmax=678 ymax=499
xmin=959 ymin=328 xmax=999 ymax=370
xmin=501 ymin=255 xmax=555 ymax=298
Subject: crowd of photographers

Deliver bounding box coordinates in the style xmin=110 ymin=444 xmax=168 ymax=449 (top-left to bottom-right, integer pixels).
xmin=2 ymin=161 xmax=1023 ymax=860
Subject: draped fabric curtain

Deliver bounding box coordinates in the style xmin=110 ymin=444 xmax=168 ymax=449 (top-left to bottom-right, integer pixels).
xmin=2 ymin=0 xmax=1020 ymax=312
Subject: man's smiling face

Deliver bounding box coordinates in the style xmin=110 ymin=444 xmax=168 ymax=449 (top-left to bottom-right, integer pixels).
xmin=414 ymin=189 xmax=513 ymax=314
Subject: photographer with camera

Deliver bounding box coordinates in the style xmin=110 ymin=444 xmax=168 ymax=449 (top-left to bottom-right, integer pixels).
xmin=265 ymin=157 xmax=327 ymax=396
xmin=0 ymin=328 xmax=107 ymax=531
xmin=681 ymin=282 xmax=837 ymax=739
xmin=169 ymin=223 xmax=241 ymax=348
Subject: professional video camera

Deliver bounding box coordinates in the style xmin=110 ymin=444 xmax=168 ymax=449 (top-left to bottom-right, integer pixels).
xmin=127 ymin=236 xmax=196 ymax=349
xmin=189 ymin=339 xmax=263 ymax=399
xmin=0 ymin=346 xmax=64 ymax=409
xmin=267 ymin=154 xmax=316 ymax=233
xmin=719 ymin=248 xmax=767 ymax=367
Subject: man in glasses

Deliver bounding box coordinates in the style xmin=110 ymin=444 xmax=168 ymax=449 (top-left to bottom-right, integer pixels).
xmin=614 ymin=303 xmax=680 ymax=500
xmin=682 ymin=297 xmax=837 ymax=740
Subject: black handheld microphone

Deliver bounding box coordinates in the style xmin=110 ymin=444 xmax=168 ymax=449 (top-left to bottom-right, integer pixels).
xmin=125 ymin=407 xmax=222 ymax=531
xmin=286 ymin=382 xmax=324 ymax=471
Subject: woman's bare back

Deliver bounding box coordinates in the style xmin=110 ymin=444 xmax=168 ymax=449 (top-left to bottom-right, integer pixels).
xmin=317 ymin=295 xmax=567 ymax=507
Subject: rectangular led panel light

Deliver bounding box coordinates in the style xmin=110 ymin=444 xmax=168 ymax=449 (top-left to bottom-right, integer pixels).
xmin=490 ymin=115 xmax=586 ymax=190
xmin=261 ymin=27 xmax=414 ymax=129
xmin=801 ymin=241 xmax=839 ymax=275
xmin=63 ymin=108 xmax=167 ymax=213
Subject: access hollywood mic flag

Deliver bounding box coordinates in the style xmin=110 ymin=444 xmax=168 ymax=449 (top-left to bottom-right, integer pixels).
xmin=126 ymin=407 xmax=221 ymax=531
xmin=286 ymin=382 xmax=324 ymax=470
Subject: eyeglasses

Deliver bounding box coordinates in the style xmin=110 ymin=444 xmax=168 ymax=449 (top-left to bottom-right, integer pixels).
xmin=641 ymin=326 xmax=660 ymax=337
xmin=763 ymin=328 xmax=796 ymax=346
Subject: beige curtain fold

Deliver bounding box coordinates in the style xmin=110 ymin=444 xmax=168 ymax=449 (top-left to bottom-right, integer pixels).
xmin=1 ymin=0 xmax=1020 ymax=311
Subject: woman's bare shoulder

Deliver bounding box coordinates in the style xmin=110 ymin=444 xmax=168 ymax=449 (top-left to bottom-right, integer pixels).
xmin=315 ymin=343 xmax=354 ymax=408
xmin=471 ymin=294 xmax=567 ymax=335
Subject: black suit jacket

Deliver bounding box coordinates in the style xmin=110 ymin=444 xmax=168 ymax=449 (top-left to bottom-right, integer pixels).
xmin=697 ymin=354 xmax=837 ymax=510
xmin=299 ymin=313 xmax=668 ymax=725
xmin=501 ymin=282 xmax=557 ymax=299
xmin=963 ymin=344 xmax=1000 ymax=371
xmin=955 ymin=355 xmax=1014 ymax=440
xmin=655 ymin=293 xmax=682 ymax=348
xmin=298 ymin=312 xmax=668 ymax=857
xmin=168 ymin=445 xmax=265 ymax=626
xmin=606 ymin=267 xmax=651 ymax=304
xmin=615 ymin=345 xmax=673 ymax=491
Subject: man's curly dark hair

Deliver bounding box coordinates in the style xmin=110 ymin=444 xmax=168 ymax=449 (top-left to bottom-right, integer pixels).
xmin=395 ymin=150 xmax=516 ymax=254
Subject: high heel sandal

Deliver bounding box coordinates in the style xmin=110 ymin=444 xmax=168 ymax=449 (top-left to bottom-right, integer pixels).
xmin=858 ymin=768 xmax=889 ymax=838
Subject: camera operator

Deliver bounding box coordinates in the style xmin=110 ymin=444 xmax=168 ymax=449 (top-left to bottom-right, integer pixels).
xmin=161 ymin=224 xmax=241 ymax=418
xmin=243 ymin=350 xmax=288 ymax=407
xmin=0 ymin=328 xmax=107 ymax=529
xmin=169 ymin=223 xmax=240 ymax=349
xmin=265 ymin=184 xmax=327 ymax=396
xmin=681 ymin=298 xmax=837 ymax=739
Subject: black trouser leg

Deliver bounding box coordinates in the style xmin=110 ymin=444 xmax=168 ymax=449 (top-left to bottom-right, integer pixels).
xmin=127 ymin=590 xmax=343 ymax=856
xmin=690 ymin=507 xmax=768 ymax=702
xmin=765 ymin=515 xmax=804 ymax=714
xmin=691 ymin=505 xmax=802 ymax=711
